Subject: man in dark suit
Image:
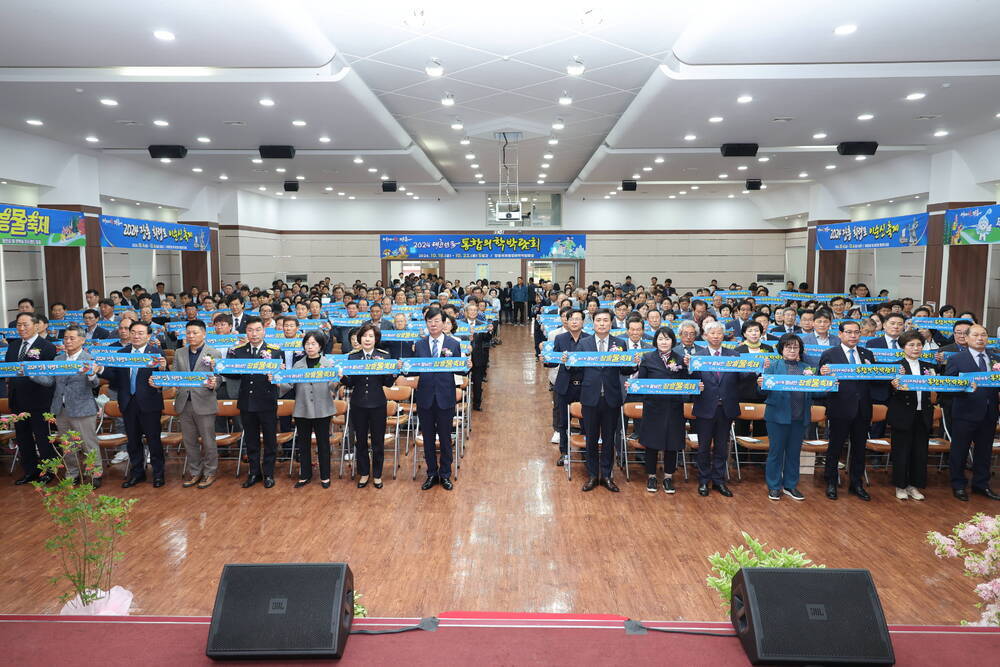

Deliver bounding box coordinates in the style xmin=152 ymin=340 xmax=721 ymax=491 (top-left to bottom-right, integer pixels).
xmin=548 ymin=308 xmax=589 ymax=466
xmin=224 ymin=316 xmax=280 ymax=488
xmin=688 ymin=320 xmax=751 ymax=497
xmin=944 ymin=324 xmax=1000 ymax=501
xmin=227 ymin=294 xmax=247 ymax=333
xmin=81 ymin=309 xmax=110 ymax=341
xmin=413 ymin=307 xmax=468 ymax=491
xmin=768 ymin=308 xmax=802 ymax=339
xmin=7 ymin=313 xmax=58 ymax=484
xmin=726 ymin=300 xmax=754 ymax=339
xmin=818 ymin=320 xmax=877 ymax=501
xmin=97 ymin=321 xmax=166 ymax=488
xmin=865 ymin=313 xmax=905 ymax=438
xmin=574 ymin=309 xmax=636 ymax=492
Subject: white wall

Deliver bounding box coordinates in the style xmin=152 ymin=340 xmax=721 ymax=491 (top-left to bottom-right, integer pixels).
xmin=447 ymin=258 xmax=520 ymax=285
xmin=2 ymin=246 xmax=44 ymax=323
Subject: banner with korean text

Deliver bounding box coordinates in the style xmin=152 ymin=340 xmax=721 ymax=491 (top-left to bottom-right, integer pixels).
xmin=0 ymin=203 xmax=87 ymax=246
xmin=380 ymin=233 xmax=585 ymax=259
xmin=815 ymin=213 xmax=928 ymax=250
xmin=99 ymin=215 xmax=211 ymax=251
xmin=945 ymin=205 xmax=1000 ymax=245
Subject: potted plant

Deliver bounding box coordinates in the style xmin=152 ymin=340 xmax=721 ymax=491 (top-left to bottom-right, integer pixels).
xmin=32 ymin=426 xmax=137 ymax=615
xmin=706 ymin=532 xmax=824 ymax=606
xmin=927 ymin=513 xmax=1000 ymax=626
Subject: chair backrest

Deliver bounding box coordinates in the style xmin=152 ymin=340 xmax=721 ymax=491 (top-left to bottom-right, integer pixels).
xmin=104 ymin=400 xmax=122 ymax=419
xmin=332 ymin=399 xmax=348 ymax=417
xmin=276 ymin=399 xmax=295 ymax=417
xmin=385 ymin=400 xmax=398 ymax=417
xmin=0 ymin=397 xmax=8 ymax=413
xmin=455 ymin=388 xmax=463 ymax=402
xmin=384 ymin=385 xmax=412 ymax=401
xmin=217 ymin=399 xmax=241 ymax=417
xmin=569 ymin=401 xmax=584 ymax=420
xmin=810 ymin=404 xmax=827 ymax=423
xmin=457 ymin=376 xmax=469 ymax=389
xmin=162 ymin=401 xmax=179 ymax=417
xmin=932 ymin=405 xmax=942 ymax=427
xmin=683 ymin=402 xmax=695 ymax=420
xmin=738 ymin=402 xmax=766 ymax=421
xmin=162 ymin=386 xmax=177 ymax=400
xmin=623 ymin=401 xmax=643 ymax=419
xmin=394 ymin=375 xmax=419 ymax=389
xmin=870 ymin=403 xmax=887 ymax=423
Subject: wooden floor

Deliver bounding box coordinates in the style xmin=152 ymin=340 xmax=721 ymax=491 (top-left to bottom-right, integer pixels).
xmin=0 ymin=324 xmax=995 ymax=623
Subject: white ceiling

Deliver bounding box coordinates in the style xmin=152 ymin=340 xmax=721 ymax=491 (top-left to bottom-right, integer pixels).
xmin=0 ymin=0 xmax=997 ymax=203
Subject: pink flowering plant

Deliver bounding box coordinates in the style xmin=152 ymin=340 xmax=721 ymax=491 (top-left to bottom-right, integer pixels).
xmin=927 ymin=513 xmax=1000 ymax=626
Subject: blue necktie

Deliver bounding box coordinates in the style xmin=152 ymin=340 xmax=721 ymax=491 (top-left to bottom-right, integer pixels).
xmin=848 ymin=348 xmax=857 ymax=365
xmin=891 ymin=339 xmax=898 ymax=349
xmin=432 ymin=338 xmax=439 ymax=358
xmin=129 ymin=348 xmax=138 ymax=394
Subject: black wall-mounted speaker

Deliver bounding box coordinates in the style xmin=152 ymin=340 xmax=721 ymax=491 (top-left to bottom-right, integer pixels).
xmin=259 ymin=145 xmax=296 ymax=160
xmin=148 ymin=145 xmax=187 ymax=159
xmin=721 ymin=143 xmax=759 ymax=157
xmin=622 ymin=180 xmax=637 ymax=191
xmin=382 ymin=180 xmax=398 ymax=193
xmin=837 ymin=141 xmax=879 ymax=156
xmin=745 ymin=179 xmax=762 ymax=191
xmin=283 ymin=181 xmax=299 ymax=192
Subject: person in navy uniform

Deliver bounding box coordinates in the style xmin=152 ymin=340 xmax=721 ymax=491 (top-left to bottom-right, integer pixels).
xmin=572 ymin=309 xmax=637 ymax=493
xmin=943 ymin=324 xmax=1000 ymax=501
xmin=224 ymin=316 xmax=281 ymax=488
xmin=341 ymin=322 xmax=399 ymax=489
xmin=549 ymin=309 xmax=590 ymax=467
xmin=7 ymin=313 xmax=58 ymax=484
xmin=412 ymin=307 xmax=469 ymax=491
xmin=96 ymin=320 xmax=167 ymax=488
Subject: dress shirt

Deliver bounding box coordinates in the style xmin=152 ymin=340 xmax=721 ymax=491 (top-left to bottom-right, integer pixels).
xmin=841 ymin=344 xmax=858 ymax=364
xmin=884 ymin=334 xmax=899 ymax=349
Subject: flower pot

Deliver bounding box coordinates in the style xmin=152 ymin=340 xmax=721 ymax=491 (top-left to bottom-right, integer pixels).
xmin=59 ymin=586 xmax=133 ymax=615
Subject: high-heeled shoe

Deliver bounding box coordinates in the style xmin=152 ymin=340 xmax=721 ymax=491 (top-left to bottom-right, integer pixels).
xmin=357 ymin=476 xmax=369 ymax=489
xmin=294 ymin=478 xmax=311 ymax=488
xmin=321 ymin=480 xmax=331 ymax=489
xmin=373 ymin=479 xmax=383 ymax=489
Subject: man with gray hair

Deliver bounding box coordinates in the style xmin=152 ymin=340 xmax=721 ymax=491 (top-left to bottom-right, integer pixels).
xmin=676 ymin=320 xmax=700 ymax=359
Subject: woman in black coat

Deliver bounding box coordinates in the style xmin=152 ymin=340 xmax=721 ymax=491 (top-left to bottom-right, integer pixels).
xmin=886 ymin=330 xmax=936 ymax=500
xmin=636 ymin=326 xmax=690 ymax=494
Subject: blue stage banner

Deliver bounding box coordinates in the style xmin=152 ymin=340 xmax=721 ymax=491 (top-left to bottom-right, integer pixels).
xmin=762 ymin=374 xmax=837 ymax=392
xmin=99 ymin=215 xmax=211 ymax=251
xmin=945 ymin=205 xmax=1000 ymax=245
xmin=816 ymin=214 xmax=928 ymax=250
xmin=215 ymin=358 xmax=282 ymax=374
xmin=272 ymin=368 xmax=342 ymax=384
xmin=869 ymin=349 xmax=937 ymax=363
xmin=380 ymin=233 xmax=586 ymax=260
xmin=338 ymin=358 xmax=400 ymax=376
xmin=204 ymin=334 xmax=241 ymax=349
xmin=151 ymin=372 xmax=213 ymax=388
xmin=909 ymin=317 xmax=962 ymax=331
xmin=21 ymin=360 xmax=92 ymax=376
xmin=401 ymin=357 xmax=469 ymax=373
xmin=896 ymin=375 xmax=970 ymax=392
xmin=959 ymin=372 xmax=1000 ymax=388
xmin=825 ymin=364 xmax=898 ymax=380
xmin=0 ymin=362 xmax=23 ymax=377
xmin=90 ymin=351 xmax=162 ymax=368
xmin=689 ymin=355 xmax=764 ymax=373
xmin=624 ymin=378 xmax=701 ymax=395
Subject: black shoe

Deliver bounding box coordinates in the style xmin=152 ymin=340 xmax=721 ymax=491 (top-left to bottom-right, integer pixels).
xmin=294 ymin=478 xmax=311 ymax=488
xmin=373 ymin=479 xmax=383 ymax=489
xmin=122 ymin=475 xmax=146 ymax=489
xmin=826 ymin=483 xmax=838 ymax=500
xmin=849 ymin=484 xmax=870 ymax=501
xmin=241 ymin=474 xmax=260 ymax=489
xmin=473 ymin=406 xmax=482 ymax=411
xmin=646 ymin=476 xmax=658 ymax=493
xmin=953 ymin=488 xmax=969 ymax=501
xmin=357 ymin=476 xmax=369 ymax=489
xmin=153 ymin=477 xmax=165 ymax=488
xmin=582 ymin=476 xmax=599 ymax=492
xmin=971 ymin=486 xmax=1000 ymax=501
xmin=783 ymin=488 xmax=805 ymax=501
xmin=663 ymin=477 xmax=675 ymax=494
xmin=698 ymin=483 xmax=710 ymax=496
xmin=321 ymin=480 xmax=331 ymax=489
xmin=421 ymin=476 xmax=438 ymax=491
xmin=555 ymin=456 xmax=565 ymax=467
xmin=713 ymin=483 xmax=733 ymax=497
xmin=91 ymin=477 xmax=102 ymax=490
xmin=768 ymin=489 xmax=782 ymax=501
xmin=263 ymin=476 xmax=275 ymax=489
xmin=14 ymin=473 xmax=39 ymax=485
xmin=602 ymin=477 xmax=620 ymax=493
xmin=38 ymin=472 xmax=55 ymax=484
xmin=441 ymin=477 xmax=453 ymax=491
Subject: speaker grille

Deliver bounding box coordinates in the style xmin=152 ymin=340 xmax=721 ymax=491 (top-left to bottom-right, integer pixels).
xmin=748 ymin=569 xmax=891 ymax=661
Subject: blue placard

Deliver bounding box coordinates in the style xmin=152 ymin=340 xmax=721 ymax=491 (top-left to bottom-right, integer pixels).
xmin=909 ymin=317 xmax=962 ymax=331
xmin=99 ymin=215 xmax=211 ymax=251
xmin=762 ymin=374 xmax=837 ymax=392
xmin=272 ymin=368 xmax=342 ymax=384
xmin=0 ymin=362 xmax=22 ymax=377
xmin=869 ymin=349 xmax=938 ymax=363
xmin=689 ymin=355 xmax=764 ymax=373
xmin=90 ymin=351 xmax=162 ymax=368
xmin=327 ymin=317 xmax=367 ymax=328
xmin=623 ymin=378 xmax=701 ymax=395
xmin=401 ymin=357 xmax=469 ymax=373
xmin=824 ymin=364 xmax=898 ymax=380
xmin=548 ymin=351 xmax=640 ymax=367
xmin=896 ymin=375 xmax=970 ymax=392
xmin=151 ymin=372 xmax=213 ymax=388
xmin=21 ymin=360 xmax=92 ymax=376
xmin=380 ymin=233 xmax=586 ymax=259
xmin=215 ymin=358 xmax=282 ymax=374
xmin=380 ymin=329 xmax=421 ymax=341
xmin=338 ymin=358 xmax=400 ymax=376
xmin=815 ymin=214 xmax=928 ymax=250
xmin=264 ymin=337 xmax=304 ymax=352
xmin=715 ymin=290 xmax=751 ymax=300
xmin=959 ymin=372 xmax=1000 ymax=388
xmin=205 ymin=334 xmax=241 ymax=349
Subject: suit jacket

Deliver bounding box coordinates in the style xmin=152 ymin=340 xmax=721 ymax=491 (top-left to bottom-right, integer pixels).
xmin=577 ymin=335 xmax=634 ymax=408
xmin=230 ymin=313 xmax=248 ymax=334
xmin=5 ymin=336 xmax=58 ymax=412
xmin=690 ymin=346 xmax=751 ymax=419
xmin=412 ymin=335 xmax=465 ymax=410
xmin=340 ymin=349 xmax=395 ymax=409
xmin=816 ymin=345 xmax=877 ymax=421
xmin=224 ymin=342 xmax=280 ymax=412
xmin=277 ymin=355 xmax=338 ymax=418
xmin=635 ymin=350 xmax=690 ymax=451
xmin=865 ymin=335 xmax=902 ymax=401
xmin=770 ymin=324 xmax=802 ymax=335
xmin=30 ymin=350 xmax=100 ymax=417
xmin=84 ymin=326 xmax=111 ymax=340
xmin=98 ymin=345 xmax=165 ymax=413
xmin=551 ymin=331 xmax=591 ymax=395
xmin=886 ymin=358 xmax=935 ymax=430
xmin=172 ymin=344 xmax=221 ymax=416
xmin=944 ymin=348 xmax=1000 ymax=424
xmin=798 ymin=332 xmax=835 ymax=347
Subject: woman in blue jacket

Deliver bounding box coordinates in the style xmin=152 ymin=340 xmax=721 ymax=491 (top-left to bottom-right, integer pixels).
xmin=757 ymin=333 xmax=817 ymax=502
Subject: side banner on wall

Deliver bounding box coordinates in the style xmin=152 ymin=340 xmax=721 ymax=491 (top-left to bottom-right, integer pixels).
xmin=380 ymin=233 xmax=585 ymax=259
xmin=0 ymin=203 xmax=87 ymax=246
xmin=99 ymin=215 xmax=211 ymax=251
xmin=945 ymin=205 xmax=1000 ymax=245
xmin=815 ymin=213 xmax=928 ymax=251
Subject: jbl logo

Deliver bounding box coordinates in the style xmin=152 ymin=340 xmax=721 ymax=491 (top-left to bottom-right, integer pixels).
xmin=268 ymin=598 xmax=287 ymax=614
xmin=806 ymin=603 xmax=827 ymax=621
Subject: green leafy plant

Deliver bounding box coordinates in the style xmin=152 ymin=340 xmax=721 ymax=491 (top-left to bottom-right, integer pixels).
xmin=32 ymin=429 xmax=137 ymax=607
xmin=927 ymin=513 xmax=1000 ymax=626
xmin=707 ymin=532 xmax=824 ymax=606
xmin=353 ymin=591 xmax=368 ymax=618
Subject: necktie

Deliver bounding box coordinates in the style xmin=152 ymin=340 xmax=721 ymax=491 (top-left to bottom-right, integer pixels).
xmin=129 ymin=347 xmax=138 ymax=394
xmin=978 ymin=353 xmax=988 ymax=372
xmin=713 ymin=349 xmax=721 ymax=382
xmin=848 ymin=348 xmax=857 ymax=365
xmin=431 ymin=338 xmax=439 ymax=358
xmin=599 ymin=338 xmax=606 ymax=353
xmin=18 ymin=341 xmax=28 ymax=360
xmin=891 ymin=339 xmax=898 ymax=350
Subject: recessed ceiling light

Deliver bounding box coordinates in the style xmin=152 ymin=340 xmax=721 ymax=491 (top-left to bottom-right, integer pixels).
xmin=995 ymin=112 xmax=1000 ymax=118
xmin=450 ymin=119 xmax=464 ymax=130
xmin=338 ymin=191 xmax=345 ymax=196
xmin=728 ymin=194 xmax=735 ymax=198
xmin=296 ymin=175 xmax=305 ymax=180
xmin=258 ymin=186 xmax=266 ymax=191
xmin=465 ymin=153 xmax=475 ymax=160
xmin=888 ymin=199 xmax=894 ymax=203
xmin=292 ymin=120 xmax=307 ymax=127
xmin=153 ymin=119 xmax=169 ymax=126
xmin=536 ymin=179 xmax=545 ymax=184
xmin=761 ymin=184 xmax=768 ymax=189
xmin=276 ymin=167 xmax=286 ymax=173
xmin=135 ymin=202 xmax=141 ymax=205
xmin=905 ymin=92 xmax=926 ymax=101
xmin=290 ymin=195 xmax=296 ymax=199
xmin=538 ymin=173 xmax=547 ymax=179
xmin=478 ymin=180 xmax=486 ymax=184
xmin=855 ymin=155 xmax=867 ymax=161
xmin=737 ymin=95 xmax=753 ymax=104
xmin=25 ymin=119 xmax=43 ymax=126
xmin=558 ymin=92 xmax=572 ymax=106
xmin=684 ymin=134 xmax=696 ymax=141
xmin=654 ymin=157 xmax=664 ymax=164
xmin=915 ymin=195 xmax=921 ymax=199
xmin=632 ymin=173 xmax=641 ymax=179
xmin=441 ymin=92 xmax=455 ymax=106
xmin=609 ymin=191 xmax=616 ymax=195
xmin=399 ymin=186 xmax=406 ymax=191
xmin=153 ymin=30 xmax=175 ymax=41
xmin=708 ymin=116 xmax=724 ymax=123
xmin=552 ymin=118 xmax=565 ymax=130
xmin=857 ymin=113 xmax=874 ymax=121
xmin=566 ymin=56 xmax=585 ymax=76
xmin=616 ymin=186 xmax=622 ymax=191
xmin=196 ymin=136 xmax=210 ymax=143
xmin=543 ymin=153 xmax=554 ymax=160
xmin=470 ymin=163 xmax=479 ymax=169
xmin=668 ymin=195 xmax=676 ymax=199
xmin=834 ymin=24 xmax=857 ymax=36
xmin=259 ymin=98 xmax=275 ymax=107
xmin=603 ymin=195 xmax=610 ymax=199
xmin=742 ymin=189 xmax=750 ymax=194
xmin=866 ymin=203 xmax=871 ymax=207
xmin=275 ymin=192 xmax=283 ymax=196
xmin=107 ymin=197 xmax=113 ymax=201
xmin=348 ymin=195 xmax=355 ymax=200
xmin=219 ymin=174 xmax=228 ymax=180
xmin=679 ymin=190 xmax=687 ymax=195
xmin=933 ymin=129 xmax=949 ymax=137
xmin=825 ymin=164 xmax=836 ymax=170
xmin=367 ymin=167 xmax=377 ymax=173
xmin=159 ymin=157 xmax=171 ymax=164
xmin=548 ymin=137 xmax=558 ymax=145
xmin=99 ymin=98 xmax=118 ymax=107
xmin=192 ymin=167 xmax=203 ymax=173
xmin=758 ymin=156 xmax=770 ymax=162
xmin=251 ymin=158 xmax=263 ymax=164
xmin=413 ymin=195 xmax=421 ymax=200
xmin=541 ymin=163 xmax=550 ymax=169
xmin=642 ymin=166 xmax=652 ymax=172
xmin=85 ymin=135 xmax=99 ymax=143
xmin=737 ymin=165 xmax=747 ymax=171
xmin=319 ymin=136 xmax=331 ymax=143
xmin=460 ymin=137 xmax=471 ymax=145
xmin=812 ymin=132 xmax=828 ymax=140
xmin=691 ymin=185 xmax=699 ymax=190
xmin=380 ymin=174 xmax=389 ymax=180
xmin=325 ymin=186 xmax=333 ymax=191
xmin=798 ymin=172 xmax=808 ymax=178
xmin=425 ymin=58 xmax=444 ymax=77
xmin=718 ymin=173 xmax=728 ymax=178
xmin=353 ymin=156 xmax=364 ymax=164
xmin=474 ymin=173 xmax=483 ymax=178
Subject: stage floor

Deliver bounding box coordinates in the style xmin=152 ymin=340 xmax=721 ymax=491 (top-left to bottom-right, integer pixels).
xmin=0 ymin=325 xmax=996 ymax=624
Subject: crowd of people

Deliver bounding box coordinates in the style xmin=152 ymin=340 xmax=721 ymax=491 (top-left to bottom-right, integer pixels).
xmin=4 ymin=272 xmax=1000 ymax=505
